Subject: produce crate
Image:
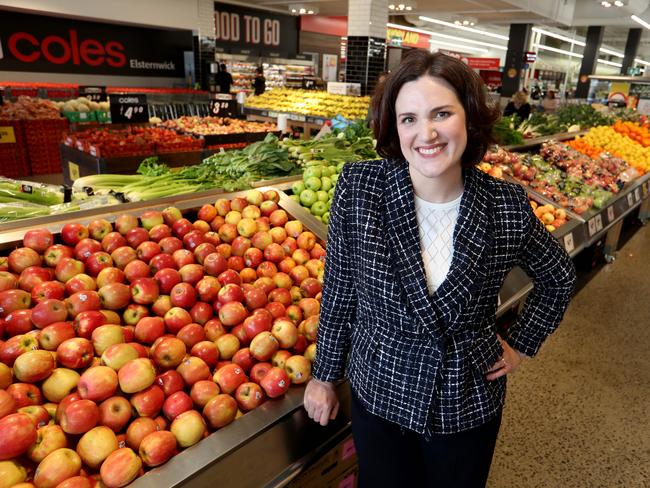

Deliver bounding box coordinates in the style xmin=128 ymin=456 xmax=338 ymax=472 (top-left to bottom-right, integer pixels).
xmin=0 ymin=119 xmax=29 ymax=178
xmin=288 ymin=434 xmax=358 ymax=488
xmin=60 ymin=144 xmax=204 ymax=186
xmin=24 ymin=119 xmax=69 ymax=175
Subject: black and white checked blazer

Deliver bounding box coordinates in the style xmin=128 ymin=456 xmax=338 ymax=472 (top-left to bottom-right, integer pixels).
xmin=312 ymin=159 xmax=576 ymax=434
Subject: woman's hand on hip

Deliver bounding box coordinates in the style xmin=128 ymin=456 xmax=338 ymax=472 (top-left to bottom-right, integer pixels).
xmin=485 ymin=335 xmax=526 ymax=381
xmin=304 ymin=378 xmax=339 ymax=426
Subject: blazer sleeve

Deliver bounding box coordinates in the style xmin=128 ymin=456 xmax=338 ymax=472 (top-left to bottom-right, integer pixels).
xmin=507 ymin=188 xmax=577 ymax=357
xmin=311 ymin=167 xmax=357 ymax=382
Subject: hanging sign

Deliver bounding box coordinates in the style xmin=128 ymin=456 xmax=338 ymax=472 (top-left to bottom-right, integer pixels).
xmin=465 ymin=58 xmax=500 ymax=70
xmin=108 ymin=94 xmax=148 ymax=123
xmin=79 ymin=86 xmax=107 ymax=102
xmin=209 ymin=95 xmax=236 ymax=117
xmin=386 ymin=27 xmax=430 ymax=49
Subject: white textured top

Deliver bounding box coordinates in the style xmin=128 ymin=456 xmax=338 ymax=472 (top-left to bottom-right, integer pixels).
xmin=414 ymin=193 xmax=463 ymax=295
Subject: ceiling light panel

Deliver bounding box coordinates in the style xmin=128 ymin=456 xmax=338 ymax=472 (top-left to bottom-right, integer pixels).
xmin=418 ymin=16 xmax=509 ymax=41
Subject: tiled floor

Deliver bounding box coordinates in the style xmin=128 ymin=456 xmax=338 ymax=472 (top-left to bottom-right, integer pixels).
xmin=487 ymin=221 xmax=650 ymax=487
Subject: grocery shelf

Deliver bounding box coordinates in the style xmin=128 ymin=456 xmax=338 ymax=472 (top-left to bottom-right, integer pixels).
xmin=503 ymin=130 xmax=588 ymax=152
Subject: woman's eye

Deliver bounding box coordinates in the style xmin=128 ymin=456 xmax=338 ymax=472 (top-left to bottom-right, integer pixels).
xmin=401 ymin=116 xmax=414 ymax=124
xmin=435 ymin=111 xmax=450 ymax=119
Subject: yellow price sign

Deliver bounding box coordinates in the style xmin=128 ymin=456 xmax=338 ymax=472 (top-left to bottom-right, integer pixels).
xmin=68 ymin=161 xmax=80 ymax=181
xmin=0 ymin=126 xmax=16 ymax=144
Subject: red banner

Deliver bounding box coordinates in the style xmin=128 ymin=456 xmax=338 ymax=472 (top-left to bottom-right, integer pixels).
xmin=465 ymin=58 xmax=500 ymax=70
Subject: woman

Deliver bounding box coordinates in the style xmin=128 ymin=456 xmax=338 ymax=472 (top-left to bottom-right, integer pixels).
xmin=541 ymin=90 xmax=560 ymax=112
xmin=303 ymin=50 xmax=576 ymax=487
xmin=504 ymin=91 xmax=531 ymax=121
xmin=253 ymin=66 xmax=266 ymax=96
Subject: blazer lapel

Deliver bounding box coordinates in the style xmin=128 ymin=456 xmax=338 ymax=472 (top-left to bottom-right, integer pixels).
xmin=382 ymin=161 xmax=439 ymax=333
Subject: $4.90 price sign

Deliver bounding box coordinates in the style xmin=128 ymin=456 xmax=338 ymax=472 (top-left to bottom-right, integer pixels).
xmin=109 ymin=94 xmax=149 ymax=123
xmin=209 ymin=98 xmax=236 ymax=117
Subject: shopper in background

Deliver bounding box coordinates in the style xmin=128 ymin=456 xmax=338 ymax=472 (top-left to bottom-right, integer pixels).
xmin=303 ymin=50 xmax=576 ymax=487
xmin=541 ymin=89 xmax=560 ymax=112
xmin=215 ymin=63 xmax=233 ymax=94
xmin=253 ymin=66 xmax=266 ymax=96
xmin=503 ymin=90 xmax=532 ymax=121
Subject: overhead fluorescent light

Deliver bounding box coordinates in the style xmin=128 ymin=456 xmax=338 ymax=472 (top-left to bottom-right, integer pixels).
xmin=597 ymin=58 xmax=623 ymax=67
xmin=631 ymin=14 xmax=650 ymax=30
xmin=635 ymin=58 xmax=650 ymax=66
xmin=429 ymin=39 xmax=489 ymax=54
xmin=533 ymin=44 xmax=583 ymax=58
xmin=386 ymin=23 xmax=507 ymax=50
xmin=532 ymin=27 xmax=586 ymax=46
xmin=419 ymin=16 xmax=509 ymax=41
xmin=599 ymin=47 xmax=624 ymax=58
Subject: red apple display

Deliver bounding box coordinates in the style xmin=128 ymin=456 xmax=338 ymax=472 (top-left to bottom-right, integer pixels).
xmin=24 ymin=228 xmax=54 ymax=253
xmin=27 ymin=424 xmax=67 ymax=463
xmin=130 ymin=385 xmax=165 ymax=418
xmin=33 ymin=447 xmax=82 ymax=488
xmin=139 ymin=430 xmax=178 ymax=467
xmin=118 ymin=358 xmax=156 ymax=394
xmin=235 ymin=382 xmax=266 ymax=411
xmin=0 ymin=413 xmax=38 ymax=460
xmin=77 ymin=366 xmax=118 ymax=402
xmin=99 ymin=447 xmax=142 ymax=488
xmin=202 ymin=394 xmax=238 ymax=430
xmin=76 ymin=426 xmax=118 ymax=469
xmin=170 ymin=410 xmax=206 ymax=448
xmin=213 ymin=363 xmax=247 ymax=395
xmin=98 ymin=396 xmax=132 ymax=432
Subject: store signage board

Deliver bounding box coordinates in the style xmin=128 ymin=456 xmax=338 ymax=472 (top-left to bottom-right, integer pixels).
xmin=465 ymin=58 xmax=500 ymax=70
xmin=213 ymin=2 xmax=298 ymax=58
xmin=79 ymin=86 xmax=107 ymax=102
xmin=0 ymin=10 xmax=192 ymax=77
xmin=386 ymin=27 xmax=430 ymax=49
xmin=209 ymin=98 xmax=236 ymax=117
xmin=108 ymin=94 xmax=148 ymax=123
xmin=524 ymin=52 xmax=537 ymax=63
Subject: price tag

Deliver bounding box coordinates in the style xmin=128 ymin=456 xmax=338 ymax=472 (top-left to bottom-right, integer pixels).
xmin=587 ymin=218 xmax=597 ymax=237
xmin=635 ymin=188 xmax=641 ymax=202
xmin=68 ymin=162 xmax=80 ymax=181
xmin=209 ymin=98 xmax=236 ymax=117
xmin=607 ymin=206 xmax=615 ymax=223
xmin=0 ymin=126 xmax=16 ymax=144
xmin=79 ymin=86 xmax=107 ymax=102
xmin=627 ymin=193 xmax=634 ymax=207
xmin=108 ymin=94 xmax=148 ymax=123
xmin=563 ymin=233 xmax=575 ymax=254
xmin=595 ymin=213 xmax=603 ymax=232
xmin=302 ymin=77 xmax=317 ymax=90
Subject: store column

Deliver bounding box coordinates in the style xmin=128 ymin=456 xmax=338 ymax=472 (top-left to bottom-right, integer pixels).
xmin=345 ymin=0 xmax=388 ymax=95
xmin=621 ymin=28 xmax=642 ymax=75
xmin=575 ymin=26 xmax=603 ymax=99
xmin=501 ymin=24 xmax=532 ymax=98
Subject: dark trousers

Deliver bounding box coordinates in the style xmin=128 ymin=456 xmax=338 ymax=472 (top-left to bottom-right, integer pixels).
xmin=350 ymin=392 xmax=501 ymax=488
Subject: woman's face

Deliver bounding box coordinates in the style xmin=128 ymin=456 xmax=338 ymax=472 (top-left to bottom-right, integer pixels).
xmin=395 ymin=75 xmax=467 ymax=182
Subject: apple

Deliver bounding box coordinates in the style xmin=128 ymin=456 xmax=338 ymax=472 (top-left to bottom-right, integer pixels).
xmin=100 ymin=309 xmax=122 ymax=324
xmin=149 ymin=253 xmax=176 ymax=275
xmin=232 ymin=347 xmax=256 ymax=374
xmin=160 ymin=206 xmax=182 ymax=226
xmin=217 ymin=283 xmax=244 ymax=305
xmin=0 ymin=459 xmax=28 ymax=486
xmin=300 ymin=277 xmax=322 ymax=299
xmin=0 ymin=333 xmax=38 ymax=365
xmin=99 ymin=344 xmax=138 ymax=372
xmin=285 ymin=354 xmax=312 ymax=384
xmin=138 ymin=210 xmax=163 ymax=231
xmin=204 ymin=318 xmax=226 ymax=342
xmin=130 ymin=277 xmax=159 ymax=305
xmin=189 ymin=301 xmax=213 ymax=325
xmin=281 ymin=237 xmax=298 ymax=257
xmin=56 ymin=337 xmax=94 ymax=369
xmin=235 ymin=382 xmax=266 ymax=411
xmin=73 ymin=310 xmax=106 ymax=338
xmin=170 ymin=282 xmax=197 ymax=309
xmin=172 ymin=218 xmax=194 ymax=239
xmin=0 ymin=389 xmax=16 ymax=418
xmin=31 ymin=280 xmax=66 ymax=304
xmin=202 ymin=394 xmax=238 ymax=429
xmin=33 ymin=447 xmax=82 ymax=487
xmin=54 ymin=475 xmax=94 ymax=488
xmin=96 ymin=267 xmax=126 ymax=289
xmin=151 ymin=294 xmax=173 ymax=317
xmin=278 ymin=257 xmax=297 ymax=275
xmin=155 ymin=268 xmax=182 ymax=294
xmin=176 ymin=322 xmax=205 ymax=349
xmin=18 ymin=265 xmax=51 ymax=292
xmin=284 ymin=220 xmax=303 ymax=239
xmin=59 ymin=222 xmax=89 ymax=246
xmin=159 ymin=236 xmax=184 ymax=255
xmin=77 ymin=426 xmax=118 ymax=469
xmin=125 ymin=227 xmax=149 ymax=249
xmin=213 ymin=363 xmax=247 ymax=395
xmin=91 ymin=324 xmax=125 ymax=356
xmin=135 ymin=241 xmax=161 ymax=264
xmin=0 ymin=289 xmax=32 ymax=318
xmin=41 ymin=367 xmax=80 ymax=403
xmin=187 ymin=380 xmax=219 ymax=408
xmin=74 ymin=238 xmax=102 ymax=262
xmin=126 ymin=417 xmax=159 ymax=451
xmin=77 ymin=366 xmax=118 ymax=402
xmin=260 ymin=366 xmax=290 ymax=398
xmin=301 ymin=315 xmax=319 ymax=342
xmin=194 ymin=242 xmax=217 ymax=264
xmin=83 ymin=252 xmax=112 ymax=277
xmin=151 ymin=337 xmax=186 ymax=369
xmin=101 ymin=232 xmax=128 ymax=254
xmin=268 ymin=287 xmax=291 ymax=306
xmin=0 ymin=271 xmax=18 ymax=292
xmin=110 ymin=246 xmax=137 ymax=270
xmin=243 ymin=312 xmax=273 ymax=341
xmin=60 ymin=399 xmax=99 ymax=434
xmin=214 ymin=198 xmax=231 ymax=217
xmin=99 ymin=448 xmax=142 ymax=488
xmin=130 ymin=385 xmax=165 ymax=418
xmin=298 ymin=297 xmax=320 ymax=318
xmin=179 ymin=263 xmax=204 ymax=286
xmin=65 ymin=290 xmax=101 ymax=318
xmin=171 ymin=410 xmax=207 ymax=449
xmin=13 ymin=349 xmax=55 ymax=382
xmin=118 ymin=358 xmax=156 ymax=393
xmin=64 ymin=273 xmax=96 ymax=295
xmin=96 ymin=282 xmax=130 ymax=311
xmin=250 ymin=362 xmax=273 ymax=384
xmin=254 ymin=277 xmax=275 ymax=295
xmin=156 ymin=370 xmax=185 ymax=396
xmin=39 ymin=321 xmax=74 ymax=351
xmin=123 ymin=259 xmax=150 ymax=282
xmin=204 ymin=252 xmax=228 ymax=277
xmin=213 ymin=333 xmax=238 ymax=360
xmin=183 ymin=230 xmax=206 ymax=252
xmin=122 ymin=303 xmax=148 ymax=326
xmin=24 ymin=228 xmax=54 ymax=253
xmin=132 ymin=316 xmax=164 ymax=344
xmin=136 ymin=430 xmax=176 ymax=468
xmin=191 ymin=341 xmax=219 ymax=368
xmin=9 ymin=247 xmax=42 ymax=274
xmin=164 ymin=306 xmax=193 ymax=334
xmin=7 ymin=382 xmax=42 ymax=408
xmin=29 ymin=298 xmax=66 ymax=329
xmin=26 ymin=424 xmax=67 ymax=463
xmin=172 ymin=249 xmax=194 ymax=269
xmin=43 ymin=244 xmax=73 ymax=269
xmin=218 ymin=302 xmax=247 ymax=327
xmin=16 ymin=405 xmax=49 ymax=430
xmin=5 ymin=309 xmax=34 ymax=336
xmin=162 ymin=391 xmax=193 ymax=421
xmin=98 ymin=396 xmax=132 ymax=432
xmin=176 ymin=356 xmax=211 ymax=386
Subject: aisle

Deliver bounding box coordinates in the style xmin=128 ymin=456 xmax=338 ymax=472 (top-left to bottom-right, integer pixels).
xmin=487 ymin=222 xmax=650 ymax=487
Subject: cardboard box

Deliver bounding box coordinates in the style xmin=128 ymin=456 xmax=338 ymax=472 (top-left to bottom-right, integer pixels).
xmin=288 ymin=434 xmax=358 ymax=488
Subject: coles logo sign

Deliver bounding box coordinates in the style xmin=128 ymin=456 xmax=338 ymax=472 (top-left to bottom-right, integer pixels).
xmin=0 ymin=10 xmax=192 ymax=77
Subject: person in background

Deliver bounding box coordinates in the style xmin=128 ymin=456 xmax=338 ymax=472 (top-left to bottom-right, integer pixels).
xmin=215 ymin=63 xmax=233 ymax=94
xmin=541 ymin=90 xmax=560 ymax=112
xmin=530 ymin=84 xmax=542 ymax=101
xmin=503 ymin=91 xmax=532 ymax=121
xmin=253 ymin=66 xmax=266 ymax=96
xmin=303 ymin=50 xmax=576 ymax=487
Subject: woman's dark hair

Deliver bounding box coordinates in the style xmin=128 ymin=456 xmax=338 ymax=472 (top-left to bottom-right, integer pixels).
xmin=371 ymin=50 xmax=500 ymax=168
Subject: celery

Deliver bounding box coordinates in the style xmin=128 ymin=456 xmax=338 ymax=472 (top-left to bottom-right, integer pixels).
xmin=0 ymin=202 xmax=51 ymax=222
xmin=0 ymin=178 xmax=64 ymax=205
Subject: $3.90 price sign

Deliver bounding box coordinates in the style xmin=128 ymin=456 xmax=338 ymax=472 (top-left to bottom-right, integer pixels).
xmin=78 ymin=86 xmax=107 ymax=102
xmin=109 ymin=94 xmax=149 ymax=123
xmin=209 ymin=98 xmax=236 ymax=117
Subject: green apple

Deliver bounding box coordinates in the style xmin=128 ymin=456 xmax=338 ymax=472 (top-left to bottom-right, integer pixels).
xmin=328 ymin=188 xmax=336 ymax=199
xmin=320 ymin=177 xmax=332 ymax=192
xmin=316 ymin=190 xmax=329 ymax=203
xmin=290 ymin=195 xmax=300 ymax=203
xmin=330 ymin=174 xmax=338 ymax=185
xmin=313 ymin=215 xmax=323 ymax=222
xmin=300 ymin=189 xmax=318 ymax=207
xmin=336 ymin=162 xmax=346 ymax=173
xmin=328 ymin=165 xmax=338 ymax=176
xmin=311 ymin=201 xmax=328 ymax=217
xmin=322 ymin=212 xmax=330 ymax=225
xmin=326 ymin=200 xmax=332 ymax=210
xmin=292 ymin=181 xmax=306 ymax=195
xmin=303 ymin=167 xmax=322 ymax=179
xmin=304 ymin=176 xmax=322 ymax=191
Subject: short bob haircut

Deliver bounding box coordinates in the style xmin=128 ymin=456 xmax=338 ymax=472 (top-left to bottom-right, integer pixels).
xmin=372 ymin=50 xmax=500 ymax=168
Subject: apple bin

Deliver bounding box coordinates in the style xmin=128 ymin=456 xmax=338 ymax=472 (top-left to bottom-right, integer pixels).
xmin=0 ymin=186 xmax=358 ymax=488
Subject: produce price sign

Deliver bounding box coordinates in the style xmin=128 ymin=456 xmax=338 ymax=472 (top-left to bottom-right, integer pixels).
xmin=635 ymin=187 xmax=641 ymax=202
xmin=607 ymin=206 xmax=615 ymax=223
xmin=108 ymin=94 xmax=148 ymax=123
xmin=0 ymin=126 xmax=16 ymax=144
xmin=209 ymin=95 xmax=236 ymax=117
xmin=79 ymin=86 xmax=107 ymax=102
xmin=563 ymin=233 xmax=575 ymax=254
xmin=627 ymin=193 xmax=635 ymax=207
xmin=587 ymin=214 xmax=603 ymax=237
